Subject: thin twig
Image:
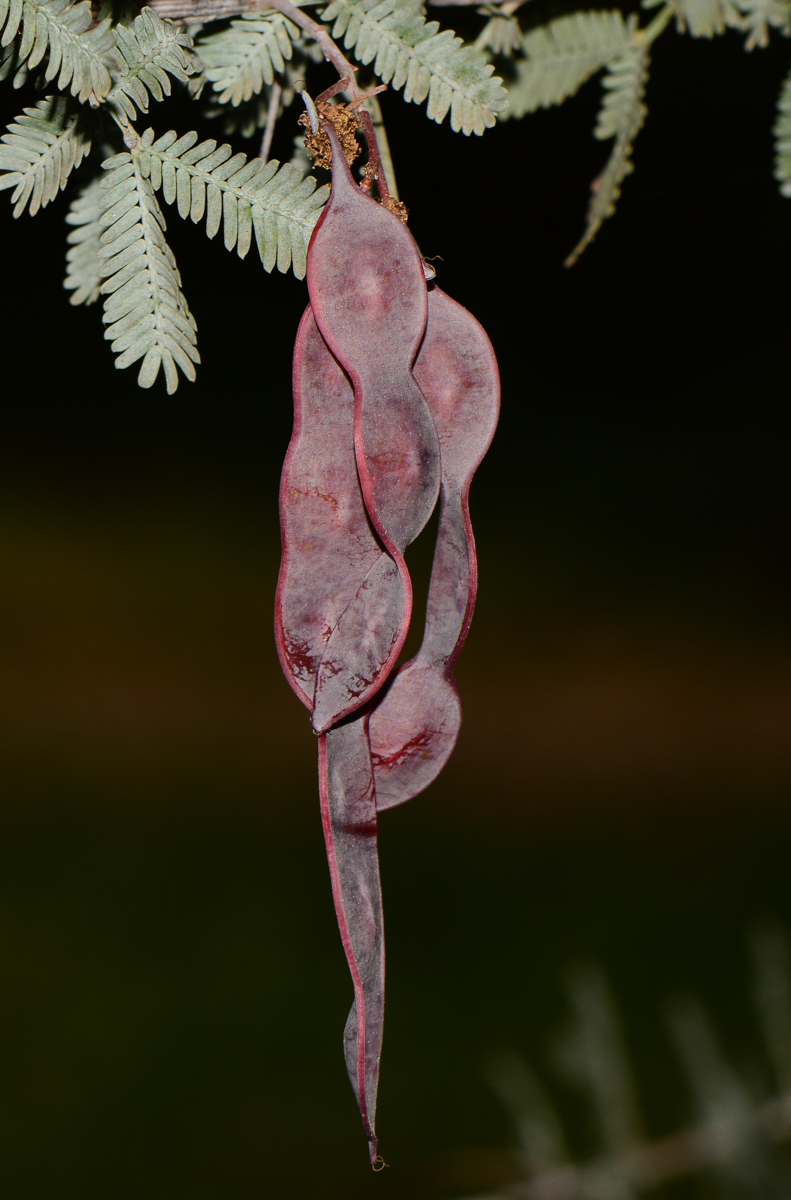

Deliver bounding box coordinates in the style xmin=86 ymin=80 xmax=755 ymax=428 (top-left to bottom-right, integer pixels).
xmin=358 ymin=108 xmax=390 ymax=198
xmin=263 ymin=0 xmax=396 ymax=194
xmin=259 ymin=80 xmax=281 ymax=163
xmin=147 ymin=0 xmax=259 ymax=21
xmin=458 ymin=1092 xmax=791 ymax=1200
xmin=363 ymin=94 xmax=399 ymax=201
xmin=265 ymin=0 xmax=362 ymax=97
xmin=147 ymin=0 xmax=397 ymax=198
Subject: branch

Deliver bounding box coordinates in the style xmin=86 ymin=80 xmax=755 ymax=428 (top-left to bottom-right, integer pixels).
xmin=260 ymin=79 xmax=281 ymax=162
xmin=362 ymin=93 xmax=399 ymax=200
xmin=458 ymin=1091 xmax=791 ymax=1200
xmin=265 ymin=0 xmax=362 ymax=94
xmin=147 ymin=0 xmax=396 ymax=198
xmin=146 ymin=0 xmax=362 ymax=89
xmin=146 ymin=0 xmax=261 ymax=21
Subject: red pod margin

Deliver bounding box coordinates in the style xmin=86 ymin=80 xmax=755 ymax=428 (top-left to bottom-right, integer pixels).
xmin=306 ymin=126 xmax=439 ymax=556
xmin=369 ymin=285 xmax=501 ymax=808
xmin=318 ymin=715 xmax=384 ymax=1166
xmin=275 ymin=306 xmax=406 ymax=727
xmin=274 ymin=305 xmax=401 ymax=1165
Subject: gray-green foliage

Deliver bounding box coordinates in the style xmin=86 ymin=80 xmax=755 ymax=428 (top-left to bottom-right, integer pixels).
xmin=320 ymin=0 xmax=508 ymax=133
xmin=0 ymin=39 xmax=28 ymax=86
xmin=565 ymin=42 xmax=649 ymax=266
xmin=64 ymin=171 xmax=103 ymax=304
xmin=735 ymin=0 xmax=791 ymax=48
xmin=196 ymin=11 xmax=299 ymax=105
xmin=774 ymin=65 xmax=791 ymax=192
xmin=475 ymin=13 xmax=522 ymax=57
xmin=0 ymin=0 xmax=115 ymax=102
xmin=495 ymin=0 xmax=791 ymax=262
xmin=499 ymin=7 xmax=662 ymax=260
xmin=2 ymin=0 xmax=790 ymax=392
xmin=0 ymin=94 xmax=89 ymax=215
xmin=135 ymin=127 xmax=327 ymax=277
xmin=99 ymin=145 xmax=199 ymax=393
xmin=0 ymin=0 xmax=516 ymax=392
xmin=660 ymin=0 xmax=742 ymax=37
xmin=474 ymin=925 xmax=791 ymax=1200
xmin=108 ymin=6 xmax=198 ymax=118
xmin=503 ymin=11 xmax=636 ymax=119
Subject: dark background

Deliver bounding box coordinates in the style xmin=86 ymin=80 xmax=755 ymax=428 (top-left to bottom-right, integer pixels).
xmin=1 ymin=15 xmax=790 ymax=1197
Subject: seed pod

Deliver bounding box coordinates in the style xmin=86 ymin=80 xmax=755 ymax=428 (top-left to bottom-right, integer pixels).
xmin=369 ymin=284 xmax=500 ymax=808
xmin=279 ymin=120 xmax=500 ymax=1167
xmin=318 ymin=714 xmax=383 ymax=1165
xmin=276 ymin=307 xmax=391 ymax=1161
xmin=275 ymin=305 xmax=406 ymax=729
xmin=306 ymin=125 xmax=441 ymax=556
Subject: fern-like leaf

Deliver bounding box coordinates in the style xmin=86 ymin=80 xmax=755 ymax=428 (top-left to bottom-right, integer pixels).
xmin=108 ymin=6 xmax=198 ymax=119
xmin=204 ymin=90 xmax=271 ymax=137
xmin=658 ymin=0 xmax=742 ymax=37
xmin=503 ymin=11 xmax=636 ymax=119
xmin=99 ymin=141 xmax=199 ymax=393
xmin=0 ymin=95 xmax=90 ymax=216
xmin=733 ymin=0 xmax=791 ymax=47
xmin=134 ymin=127 xmax=328 ymax=278
xmin=64 ymin=172 xmax=103 ymax=304
xmin=0 ymin=0 xmax=115 ymax=102
xmin=0 ymin=38 xmax=28 ymax=85
xmin=195 ymin=10 xmax=299 ymax=106
xmin=565 ymin=43 xmax=649 ymax=266
xmin=774 ymin=66 xmax=791 ymax=196
xmin=321 ymin=0 xmax=508 ymax=134
xmin=475 ymin=13 xmax=522 ymax=56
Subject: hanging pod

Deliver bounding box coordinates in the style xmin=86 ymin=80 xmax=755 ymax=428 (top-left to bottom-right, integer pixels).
xmin=276 ymin=118 xmax=500 ymax=1164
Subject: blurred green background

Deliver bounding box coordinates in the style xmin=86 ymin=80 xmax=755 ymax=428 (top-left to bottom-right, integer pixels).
xmin=2 ymin=20 xmax=791 ymax=1199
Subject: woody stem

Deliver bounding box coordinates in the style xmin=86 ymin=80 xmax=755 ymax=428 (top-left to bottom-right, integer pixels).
xmin=263 ymin=0 xmax=395 ymax=196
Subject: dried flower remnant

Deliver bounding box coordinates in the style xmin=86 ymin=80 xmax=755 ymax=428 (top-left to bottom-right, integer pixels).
xmin=299 ymin=97 xmax=361 ymax=168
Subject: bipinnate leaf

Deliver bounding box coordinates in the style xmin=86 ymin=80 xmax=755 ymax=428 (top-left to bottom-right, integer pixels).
xmin=656 ymin=0 xmax=742 ymax=37
xmin=0 ymin=0 xmax=115 ymax=102
xmin=99 ymin=138 xmax=199 ymax=393
xmin=475 ymin=13 xmax=522 ymax=56
xmin=733 ymin=0 xmax=791 ymax=48
xmin=135 ymin=128 xmax=328 ymax=278
xmin=64 ymin=171 xmax=103 ymax=305
xmin=0 ymin=95 xmax=90 ymax=217
xmin=565 ymin=42 xmax=649 ymax=266
xmin=108 ymin=6 xmax=199 ymax=120
xmin=503 ymin=10 xmax=636 ymax=119
xmin=0 ymin=39 xmax=28 ymax=86
xmin=321 ymin=0 xmax=508 ymax=133
xmin=195 ymin=10 xmax=299 ymax=105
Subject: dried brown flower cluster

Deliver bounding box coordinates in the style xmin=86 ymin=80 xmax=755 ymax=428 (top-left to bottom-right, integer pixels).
xmin=302 ymin=105 xmax=409 ymax=223
xmin=299 ymin=100 xmax=361 ymax=170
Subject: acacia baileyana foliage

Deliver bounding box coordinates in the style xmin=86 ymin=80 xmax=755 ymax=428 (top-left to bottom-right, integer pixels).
xmin=0 ymin=0 xmax=789 ymax=390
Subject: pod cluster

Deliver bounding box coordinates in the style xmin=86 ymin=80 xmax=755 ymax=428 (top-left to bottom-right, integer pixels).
xmin=275 ymin=126 xmax=500 ymax=1162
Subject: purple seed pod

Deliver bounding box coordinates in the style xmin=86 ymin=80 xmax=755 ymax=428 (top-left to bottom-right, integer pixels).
xmin=318 ymin=713 xmax=384 ymax=1166
xmin=370 ymin=284 xmax=500 ymax=809
xmin=277 ymin=118 xmax=500 ymax=1166
xmin=275 ymin=305 xmax=407 ymax=730
xmin=275 ymin=305 xmax=394 ymax=1162
xmin=306 ymin=125 xmax=441 ymax=557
